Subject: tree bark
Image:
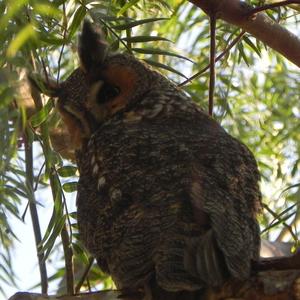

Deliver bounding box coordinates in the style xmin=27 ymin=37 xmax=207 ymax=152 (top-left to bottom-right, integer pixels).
xmin=189 ymin=0 xmax=300 ymax=67
xmin=7 ymin=270 xmax=300 ymax=300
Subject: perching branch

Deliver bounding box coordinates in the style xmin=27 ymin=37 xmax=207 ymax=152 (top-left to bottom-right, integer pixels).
xmin=8 ymin=269 xmax=300 ymax=300
xmin=188 ymin=0 xmax=300 ymax=67
xmin=255 ymin=252 xmax=300 ymax=273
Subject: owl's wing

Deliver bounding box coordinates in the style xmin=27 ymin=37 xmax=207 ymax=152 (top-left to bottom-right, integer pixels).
xmin=187 ymin=133 xmax=261 ymax=285
xmin=77 ymin=115 xmax=261 ymax=290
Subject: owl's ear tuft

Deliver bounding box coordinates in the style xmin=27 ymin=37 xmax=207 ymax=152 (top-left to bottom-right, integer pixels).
xmin=79 ymin=20 xmax=108 ymax=72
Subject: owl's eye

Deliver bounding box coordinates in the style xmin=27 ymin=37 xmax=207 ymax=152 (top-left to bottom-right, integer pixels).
xmin=97 ymin=82 xmax=120 ymax=103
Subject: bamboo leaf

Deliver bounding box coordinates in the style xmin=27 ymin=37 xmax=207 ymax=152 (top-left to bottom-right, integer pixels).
xmin=237 ymin=43 xmax=250 ymax=67
xmin=68 ymin=5 xmax=87 ymax=40
xmin=7 ymin=24 xmax=36 ymax=57
xmin=38 ymin=192 xmax=63 ymax=249
xmin=132 ymin=47 xmax=194 ymax=63
xmin=62 ymin=182 xmax=78 ymax=193
xmin=30 ymin=100 xmax=54 ymax=127
xmin=112 ymin=17 xmax=168 ymax=30
xmin=143 ymin=59 xmax=187 ymax=78
xmin=117 ymin=0 xmax=140 ymax=17
xmin=34 ymin=3 xmax=61 ymax=17
xmin=57 ymin=166 xmax=78 ymax=177
xmin=243 ymin=36 xmax=261 ymax=57
xmin=41 ymin=215 xmax=66 ymax=262
xmin=261 ymin=211 xmax=295 ymax=235
xmin=121 ymin=36 xmax=172 ymax=43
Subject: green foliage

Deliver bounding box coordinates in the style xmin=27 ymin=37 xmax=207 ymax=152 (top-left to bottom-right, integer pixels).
xmin=0 ymin=0 xmax=300 ymax=297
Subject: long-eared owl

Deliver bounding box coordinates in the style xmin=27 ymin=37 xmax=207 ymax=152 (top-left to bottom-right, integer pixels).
xmin=44 ymin=21 xmax=261 ymax=299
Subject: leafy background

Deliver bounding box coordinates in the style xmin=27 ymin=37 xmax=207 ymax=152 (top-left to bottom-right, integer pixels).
xmin=0 ymin=0 xmax=299 ymax=297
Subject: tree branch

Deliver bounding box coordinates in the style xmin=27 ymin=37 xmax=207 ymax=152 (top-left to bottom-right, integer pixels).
xmin=8 ymin=270 xmax=300 ymax=300
xmin=189 ymin=0 xmax=300 ymax=67
xmin=255 ymin=250 xmax=300 ymax=271
xmin=245 ymin=0 xmax=300 ymax=17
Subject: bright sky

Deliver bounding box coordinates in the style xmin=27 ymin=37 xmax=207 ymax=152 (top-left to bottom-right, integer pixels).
xmin=3 ymin=144 xmax=77 ymax=300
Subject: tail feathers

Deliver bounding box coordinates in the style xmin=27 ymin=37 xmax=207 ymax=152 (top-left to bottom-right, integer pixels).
xmin=184 ymin=230 xmax=229 ymax=287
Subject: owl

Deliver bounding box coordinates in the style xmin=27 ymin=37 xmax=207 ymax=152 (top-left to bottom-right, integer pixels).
xmin=44 ymin=21 xmax=261 ymax=299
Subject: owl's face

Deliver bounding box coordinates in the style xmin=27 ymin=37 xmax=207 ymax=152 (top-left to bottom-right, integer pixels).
xmin=45 ymin=21 xmax=159 ymax=148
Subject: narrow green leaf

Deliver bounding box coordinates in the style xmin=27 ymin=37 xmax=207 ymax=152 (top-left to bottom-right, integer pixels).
xmin=243 ymin=36 xmax=261 ymax=57
xmin=121 ymin=36 xmax=172 ymax=43
xmin=71 ymin=242 xmax=84 ymax=256
xmin=39 ymin=33 xmax=65 ymax=46
xmin=112 ymin=18 xmax=168 ymax=30
xmin=143 ymin=59 xmax=187 ymax=79
xmin=68 ymin=5 xmax=87 ymax=40
xmin=30 ymin=100 xmax=54 ymax=127
xmin=4 ymin=185 xmax=27 ymax=199
xmin=7 ymin=24 xmax=36 ymax=57
xmin=237 ymin=43 xmax=249 ymax=67
xmin=261 ymin=211 xmax=295 ymax=235
xmin=62 ymin=182 xmax=78 ymax=193
xmin=38 ymin=192 xmax=63 ymax=248
xmin=0 ymin=0 xmax=28 ymax=28
xmin=279 ymin=183 xmax=300 ymax=197
xmin=68 ymin=211 xmax=77 ymax=220
xmin=34 ymin=3 xmax=61 ymax=17
xmin=117 ymin=0 xmax=140 ymax=17
xmin=132 ymin=47 xmax=194 ymax=63
xmin=57 ymin=166 xmax=78 ymax=177
xmin=40 ymin=215 xmax=66 ymax=262
xmin=291 ymin=160 xmax=299 ymax=177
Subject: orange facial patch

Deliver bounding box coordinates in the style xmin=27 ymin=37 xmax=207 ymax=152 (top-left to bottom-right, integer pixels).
xmin=104 ymin=64 xmax=138 ymax=115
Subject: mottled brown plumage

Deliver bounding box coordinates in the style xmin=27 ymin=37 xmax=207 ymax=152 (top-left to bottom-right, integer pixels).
xmin=47 ymin=21 xmax=261 ymax=299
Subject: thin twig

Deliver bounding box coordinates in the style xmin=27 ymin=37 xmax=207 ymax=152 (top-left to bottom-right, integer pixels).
xmin=178 ymin=30 xmax=245 ymax=87
xmin=276 ymin=209 xmax=300 ymax=242
xmin=24 ymin=132 xmax=48 ymax=294
xmin=57 ymin=3 xmax=68 ymax=83
xmin=208 ymin=14 xmax=216 ymax=116
xmin=34 ymin=162 xmax=45 ymax=192
xmin=53 ymin=168 xmax=73 ymax=241
xmin=246 ymin=0 xmax=300 ymax=17
xmin=263 ymin=203 xmax=298 ymax=241
xmin=41 ymin=59 xmax=49 ymax=84
xmin=75 ymin=257 xmax=94 ymax=293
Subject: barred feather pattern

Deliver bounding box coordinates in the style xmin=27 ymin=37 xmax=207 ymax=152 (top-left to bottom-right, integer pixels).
xmin=75 ymin=81 xmax=261 ymax=293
